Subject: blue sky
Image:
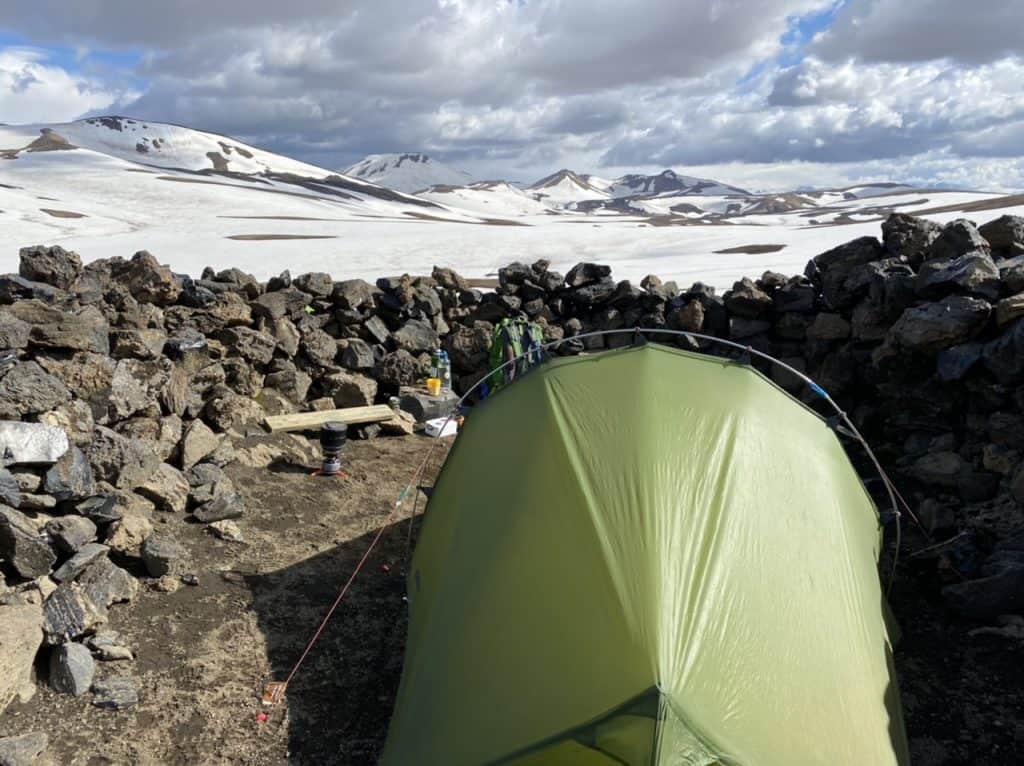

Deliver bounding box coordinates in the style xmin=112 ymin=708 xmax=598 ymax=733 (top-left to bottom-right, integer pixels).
xmin=1 ymin=0 xmax=1022 ymax=191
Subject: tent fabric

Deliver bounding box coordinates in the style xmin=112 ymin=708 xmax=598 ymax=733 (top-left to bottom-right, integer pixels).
xmin=381 ymin=343 xmax=909 ymax=766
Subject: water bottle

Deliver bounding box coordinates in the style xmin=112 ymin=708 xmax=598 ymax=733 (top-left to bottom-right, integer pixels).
xmin=440 ymin=351 xmax=452 ymax=392
xmin=429 ymin=350 xmax=441 ymax=380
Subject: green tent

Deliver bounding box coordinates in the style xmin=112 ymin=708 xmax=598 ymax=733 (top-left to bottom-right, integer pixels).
xmin=382 ymin=343 xmax=909 ymax=765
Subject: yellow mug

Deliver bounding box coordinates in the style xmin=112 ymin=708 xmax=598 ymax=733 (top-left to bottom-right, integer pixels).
xmin=426 ymin=378 xmax=441 ymax=396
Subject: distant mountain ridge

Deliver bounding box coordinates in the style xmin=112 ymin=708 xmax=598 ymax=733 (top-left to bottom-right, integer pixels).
xmin=343 ymin=153 xmax=472 ymax=194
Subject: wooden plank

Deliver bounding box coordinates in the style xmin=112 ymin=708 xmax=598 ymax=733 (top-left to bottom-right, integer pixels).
xmin=263 ymin=404 xmax=395 ymax=433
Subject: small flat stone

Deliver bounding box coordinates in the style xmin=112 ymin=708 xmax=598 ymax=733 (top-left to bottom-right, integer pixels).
xmin=193 ymin=492 xmax=244 ymax=523
xmin=90 ymin=676 xmax=139 ymax=710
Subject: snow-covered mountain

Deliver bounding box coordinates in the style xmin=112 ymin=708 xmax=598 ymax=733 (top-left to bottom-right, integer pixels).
xmin=343 ymin=153 xmax=472 ymax=194
xmin=2 ymin=114 xmax=1022 ymax=287
xmin=525 ymin=169 xmax=613 ymax=205
xmin=607 ymin=169 xmax=749 ymax=198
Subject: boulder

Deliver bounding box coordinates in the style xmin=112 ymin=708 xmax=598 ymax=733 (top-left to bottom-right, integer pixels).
xmin=219 ymin=327 xmax=276 ymax=365
xmin=881 ymin=213 xmax=941 ymax=265
xmin=0 ymin=732 xmax=48 ymax=766
xmin=444 ymin=323 xmax=492 ymax=372
xmin=110 ymin=328 xmax=167 ymax=360
xmin=324 ymin=371 xmax=378 ymax=408
xmin=978 ymin=214 xmax=1024 ymax=257
xmin=399 ymin=388 xmax=459 ymax=422
xmin=300 ymin=327 xmax=339 ymax=367
xmin=805 ymin=236 xmax=883 ymax=309
xmin=49 ymin=642 xmax=94 ymax=697
xmin=724 ymin=278 xmax=772 ymax=318
xmin=375 ymin=350 xmax=422 ymax=390
xmin=19 ymin=245 xmax=83 ymax=290
xmin=340 ymin=338 xmax=376 ymax=371
xmin=806 ymin=312 xmax=851 ymax=341
xmin=90 ymin=676 xmax=139 ymax=710
xmin=193 ymin=492 xmax=244 ymax=523
xmin=7 ymin=301 xmax=109 ymax=354
xmin=208 ymin=519 xmax=244 ymax=542
xmin=104 ymin=512 xmax=153 ymax=557
xmin=51 ymin=543 xmax=109 ymax=583
xmin=889 ymin=296 xmax=990 ymax=354
xmin=88 ymin=427 xmax=162 ymax=490
xmin=77 ymin=556 xmax=138 ymax=608
xmin=362 ymin=315 xmax=391 ymax=345
xmin=981 ymin=318 xmax=1024 ymax=384
xmin=252 ymin=288 xmax=306 ymax=321
xmin=928 ymin=218 xmax=990 ymax=261
xmin=936 ymin=342 xmax=985 ymax=382
xmin=332 ymin=279 xmax=379 ymax=311
xmin=908 ymin=451 xmax=964 ymax=488
xmin=86 ymin=630 xmax=134 ymax=662
xmin=994 ymin=293 xmax=1024 ymax=327
xmin=75 ymin=496 xmax=122 ymax=525
xmin=264 ymin=365 xmax=312 ymax=402
xmin=943 ymin=566 xmax=1024 ymax=621
xmin=270 ymin=317 xmax=301 ymax=357
xmin=0 ymin=312 xmax=30 ymax=350
xmin=393 ymin=319 xmax=439 ymax=354
xmin=0 ymin=603 xmax=43 ymax=715
xmin=0 ymin=468 xmax=21 ymax=508
xmin=135 ymin=463 xmax=189 ymax=513
xmin=916 ymin=250 xmax=1001 ymax=301
xmin=0 ymin=362 xmax=70 ymax=418
xmin=293 ymin=271 xmax=333 ymax=297
xmin=42 ymin=445 xmax=95 ymax=502
xmin=565 ymin=262 xmax=611 ymax=288
xmin=141 ymin=534 xmax=188 ymax=577
xmin=668 ymin=300 xmax=704 ymax=332
xmin=41 ymin=582 xmax=106 ymax=644
xmin=203 ymin=391 xmax=265 ymax=433
xmin=179 ymin=419 xmax=220 ymax=470
xmin=118 ymin=251 xmax=181 ymax=305
xmin=44 ymin=516 xmax=97 ymax=554
xmin=432 ymin=266 xmax=469 ymax=291
xmin=0 ymin=506 xmax=56 ymax=578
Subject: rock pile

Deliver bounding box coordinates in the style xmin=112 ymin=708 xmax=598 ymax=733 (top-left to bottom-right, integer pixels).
xmin=1 ymin=214 xmax=1024 ymax=751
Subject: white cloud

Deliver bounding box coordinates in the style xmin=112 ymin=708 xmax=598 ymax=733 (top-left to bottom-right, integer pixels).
xmin=0 ymin=47 xmax=126 ymax=123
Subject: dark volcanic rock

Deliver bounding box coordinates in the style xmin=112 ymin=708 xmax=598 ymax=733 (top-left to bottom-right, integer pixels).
xmin=0 ymin=505 xmax=56 ymax=578
xmin=806 ymin=236 xmax=883 ymax=309
xmin=91 ymin=677 xmax=139 ymax=710
xmin=916 ymin=250 xmax=1001 ymax=301
xmin=141 ymin=534 xmax=188 ymax=577
xmin=979 ymin=214 xmax=1024 ymax=257
xmin=0 ymin=361 xmax=70 ymax=417
xmin=889 ymin=296 xmax=990 ymax=353
xmin=49 ymin=642 xmax=95 ymax=697
xmin=0 ymin=732 xmax=49 ymax=766
xmin=193 ymin=492 xmax=244 ymax=523
xmin=19 ymin=245 xmax=83 ymax=290
xmin=928 ymin=218 xmax=990 ymax=261
xmin=881 ymin=213 xmax=940 ymax=266
xmin=565 ymin=262 xmax=611 ymax=288
xmin=42 ymin=583 xmax=106 ymax=644
xmin=7 ymin=301 xmax=109 ymax=354
xmin=43 ymin=445 xmax=95 ymax=502
xmin=724 ymin=278 xmax=772 ymax=318
xmin=982 ymin=318 xmax=1024 ymax=384
xmin=117 ymin=251 xmax=181 ymax=305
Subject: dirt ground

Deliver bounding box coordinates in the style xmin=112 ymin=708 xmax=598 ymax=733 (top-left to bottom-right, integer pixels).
xmin=2 ymin=433 xmax=449 ymax=766
xmin=2 ymin=431 xmax=1022 ymax=765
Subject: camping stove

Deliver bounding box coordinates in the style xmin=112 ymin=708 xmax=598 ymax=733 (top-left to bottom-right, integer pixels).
xmin=317 ymin=422 xmax=347 ymax=477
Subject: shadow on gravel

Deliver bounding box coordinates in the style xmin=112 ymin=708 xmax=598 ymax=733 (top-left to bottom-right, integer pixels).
xmin=247 ymin=519 xmax=415 ymax=765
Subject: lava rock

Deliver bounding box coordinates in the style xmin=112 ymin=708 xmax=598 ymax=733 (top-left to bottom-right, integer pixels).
xmin=943 ymin=565 xmax=1024 ymax=621
xmin=0 ymin=603 xmax=43 ymax=716
xmin=51 ymin=543 xmax=110 ymax=583
xmin=805 ymin=236 xmax=883 ymax=309
xmin=981 ymin=318 xmax=1024 ymax=384
xmin=45 ymin=516 xmax=97 ymax=554
xmin=91 ymin=676 xmax=139 ymax=710
xmin=332 ymin=279 xmax=379 ymax=311
xmin=916 ymin=250 xmax=1001 ymax=301
xmin=889 ymin=296 xmax=991 ymax=353
xmin=78 ymin=556 xmax=138 ymax=609
xmin=88 ymin=427 xmax=162 ymax=490
xmin=0 ymin=731 xmax=48 ymax=766
xmin=141 ymin=534 xmax=188 ymax=577
xmin=219 ymin=327 xmax=276 ymax=365
xmin=49 ymin=642 xmax=95 ymax=696
xmin=565 ymin=262 xmax=611 ymax=288
xmin=0 ymin=468 xmax=21 ymax=508
xmin=0 ymin=361 xmax=70 ymax=418
xmin=193 ymin=492 xmax=244 ymax=523
xmin=75 ymin=495 xmax=122 ymax=525
xmin=42 ymin=445 xmax=95 ymax=502
xmin=928 ymin=218 xmax=991 ymax=261
xmin=979 ymin=214 xmax=1024 ymax=257
xmin=724 ymin=278 xmax=772 ymax=318
xmin=393 ymin=319 xmax=439 ymax=354
xmin=375 ymin=350 xmax=422 ymax=390
xmin=324 ymin=371 xmax=378 ymax=408
xmin=118 ymin=251 xmax=181 ymax=305
xmin=0 ymin=506 xmax=56 ymax=578
xmin=881 ymin=213 xmax=941 ymax=265
xmin=42 ymin=583 xmax=106 ymax=644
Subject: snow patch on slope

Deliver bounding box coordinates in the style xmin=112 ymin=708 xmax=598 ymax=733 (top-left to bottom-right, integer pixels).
xmin=343 ymin=153 xmax=472 ymax=194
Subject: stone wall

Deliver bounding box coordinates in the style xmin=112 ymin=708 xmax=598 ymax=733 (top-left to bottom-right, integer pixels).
xmin=1 ymin=212 xmax=1024 ymax=717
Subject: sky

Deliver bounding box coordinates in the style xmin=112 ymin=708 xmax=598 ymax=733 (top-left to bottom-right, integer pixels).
xmin=0 ymin=0 xmax=1022 ymax=192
